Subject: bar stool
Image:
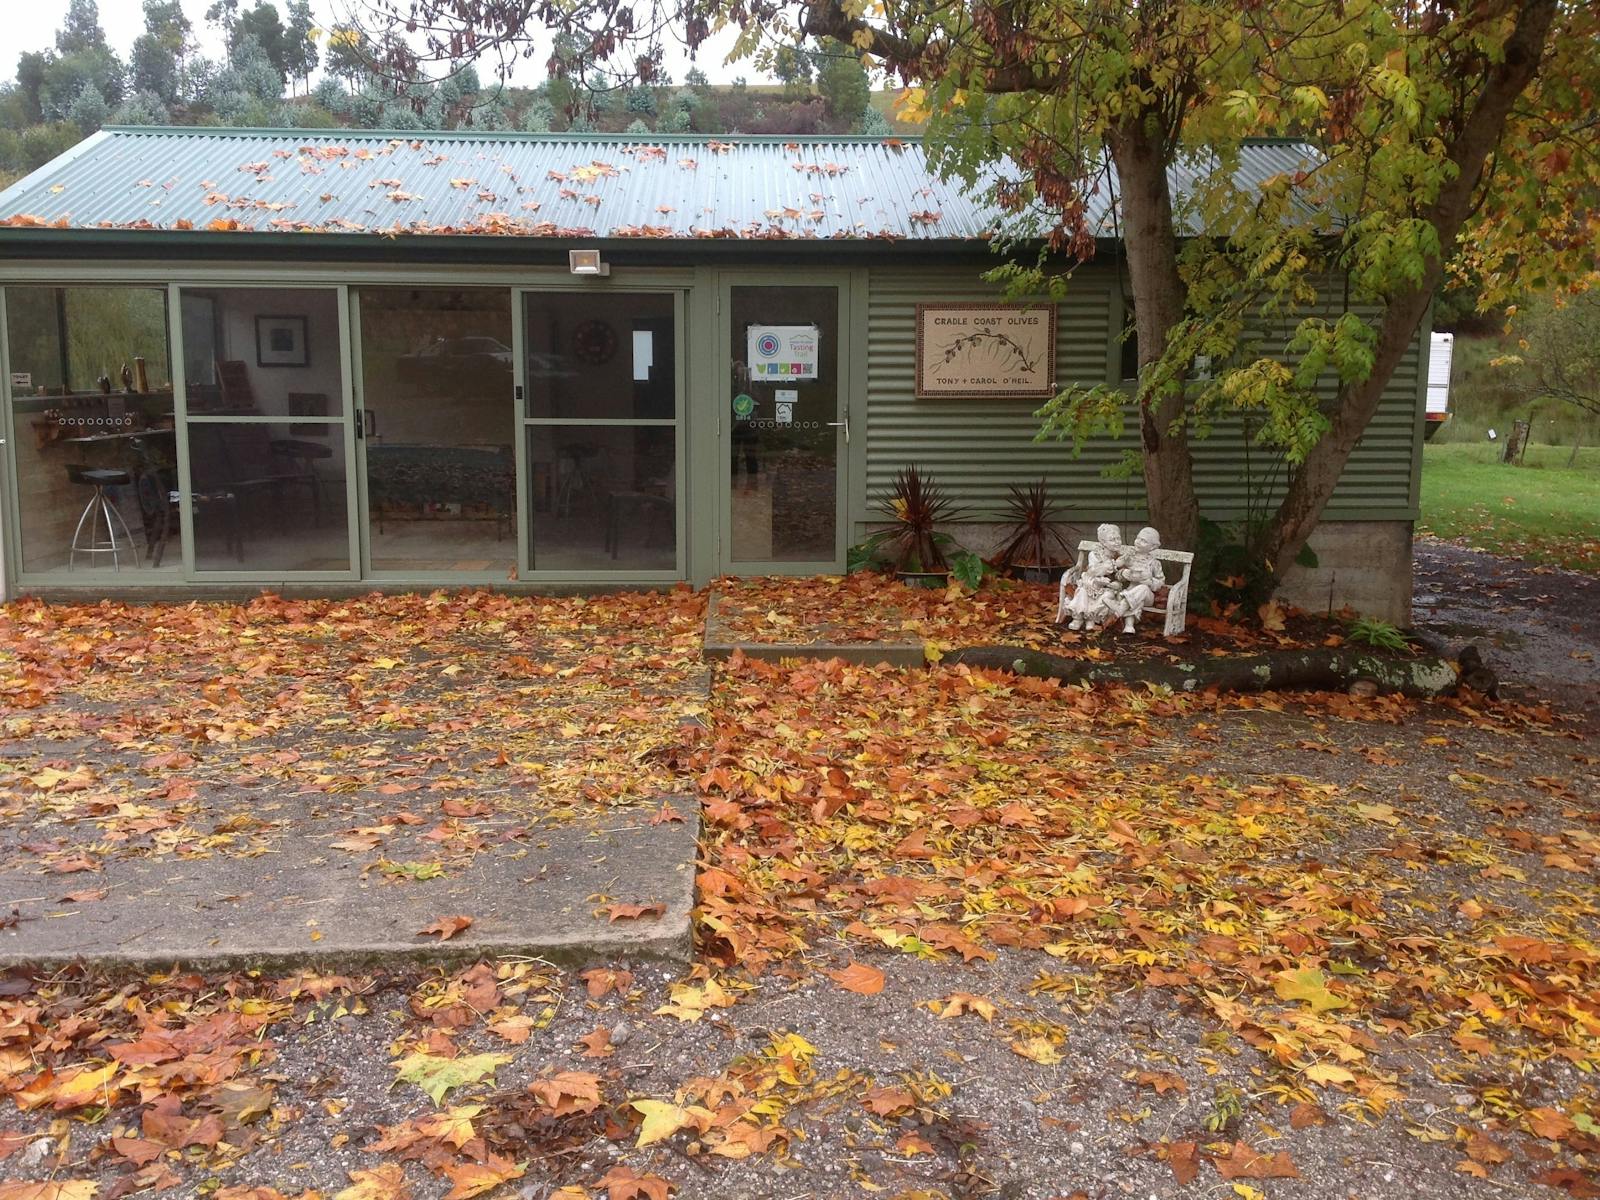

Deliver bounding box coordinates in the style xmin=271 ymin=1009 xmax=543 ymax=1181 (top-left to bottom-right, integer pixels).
xmin=67 ymin=466 xmax=141 ymax=570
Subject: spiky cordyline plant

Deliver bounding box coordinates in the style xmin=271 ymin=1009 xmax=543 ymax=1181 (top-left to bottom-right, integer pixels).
xmin=868 ymin=466 xmax=961 ymax=574
xmin=990 ymin=478 xmax=1073 ymax=571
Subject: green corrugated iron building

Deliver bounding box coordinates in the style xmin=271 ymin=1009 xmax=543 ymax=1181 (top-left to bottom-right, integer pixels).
xmin=0 ymin=128 xmax=1425 ymax=618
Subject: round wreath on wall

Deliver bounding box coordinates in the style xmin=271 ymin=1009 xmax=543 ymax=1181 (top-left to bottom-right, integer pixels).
xmin=572 ymin=319 xmax=618 ymax=365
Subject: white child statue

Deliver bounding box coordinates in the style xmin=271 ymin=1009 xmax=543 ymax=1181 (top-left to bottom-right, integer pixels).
xmin=1059 ymin=522 xmax=1125 ymax=630
xmin=1112 ymin=526 xmax=1167 ymax=633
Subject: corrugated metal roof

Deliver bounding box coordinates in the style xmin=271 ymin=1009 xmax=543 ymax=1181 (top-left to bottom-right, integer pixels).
xmin=0 ymin=127 xmax=1320 ymax=242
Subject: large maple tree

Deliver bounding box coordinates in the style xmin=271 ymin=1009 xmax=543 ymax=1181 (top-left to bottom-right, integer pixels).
xmin=365 ymin=0 xmax=1597 ymax=578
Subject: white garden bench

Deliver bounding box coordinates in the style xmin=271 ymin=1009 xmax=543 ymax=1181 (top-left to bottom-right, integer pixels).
xmin=1055 ymin=540 xmax=1195 ymax=635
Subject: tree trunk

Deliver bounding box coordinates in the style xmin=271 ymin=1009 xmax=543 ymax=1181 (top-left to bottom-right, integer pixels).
xmin=1569 ymin=430 xmax=1582 ymax=468
xmin=1108 ymin=120 xmax=1199 ymax=553
xmin=1260 ymin=0 xmax=1559 ymax=578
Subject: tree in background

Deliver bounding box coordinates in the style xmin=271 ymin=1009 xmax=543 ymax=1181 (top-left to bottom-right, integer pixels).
xmin=203 ymin=1 xmax=241 ymax=40
xmin=324 ymin=27 xmax=371 ymax=87
xmin=66 ymin=82 xmax=109 ymax=135
xmin=206 ymin=33 xmax=285 ymax=124
xmin=283 ymin=2 xmax=321 ymax=95
xmin=114 ymin=90 xmax=170 ymax=125
xmin=624 ymin=85 xmax=658 ymax=118
xmin=23 ymin=0 xmax=124 ymax=123
xmin=521 ymin=93 xmax=556 ymax=131
xmin=14 ymin=55 xmax=49 ymax=126
xmin=1495 ymin=282 xmax=1600 ymax=465
xmin=811 ymin=41 xmax=868 ymax=129
xmin=773 ymin=45 xmax=811 ymax=100
xmin=232 ymin=3 xmax=290 ymax=83
xmin=56 ymin=0 xmax=111 ymax=56
xmin=130 ymin=1 xmax=192 ymax=107
xmin=856 ymin=105 xmax=890 ymax=136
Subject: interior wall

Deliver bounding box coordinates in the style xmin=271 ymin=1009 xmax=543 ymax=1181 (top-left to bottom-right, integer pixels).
xmin=207 ymin=289 xmax=343 ymax=416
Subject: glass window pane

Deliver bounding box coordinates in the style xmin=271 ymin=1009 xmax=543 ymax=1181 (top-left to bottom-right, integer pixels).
xmin=728 ymin=285 xmax=839 ymax=562
xmin=181 ymin=289 xmax=343 ymax=416
xmin=187 ymin=421 xmax=351 ymax=572
xmin=4 ymin=286 xmax=175 ymax=574
xmin=524 ymin=293 xmax=674 ymax=420
xmin=528 ymin=425 xmax=676 ymax=572
xmin=358 ymin=288 xmax=516 ymax=575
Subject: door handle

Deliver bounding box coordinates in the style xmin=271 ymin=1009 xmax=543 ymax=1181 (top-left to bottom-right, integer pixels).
xmin=364 ymin=409 xmax=377 ymax=438
xmin=827 ymin=417 xmax=849 ymax=443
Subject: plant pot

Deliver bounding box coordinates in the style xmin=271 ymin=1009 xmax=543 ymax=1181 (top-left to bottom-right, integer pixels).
xmin=896 ymin=570 xmax=949 ymax=590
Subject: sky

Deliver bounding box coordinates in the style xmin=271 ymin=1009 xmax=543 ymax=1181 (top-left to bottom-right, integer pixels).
xmin=7 ymin=0 xmax=764 ymax=93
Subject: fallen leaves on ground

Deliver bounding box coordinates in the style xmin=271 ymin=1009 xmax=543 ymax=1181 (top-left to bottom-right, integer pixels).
xmin=417 ymin=915 xmax=474 ymax=941
xmin=0 ymin=589 xmax=1595 ymax=1199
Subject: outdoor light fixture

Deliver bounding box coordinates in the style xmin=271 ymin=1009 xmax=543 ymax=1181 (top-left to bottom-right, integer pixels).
xmin=568 ymin=249 xmax=610 ymax=277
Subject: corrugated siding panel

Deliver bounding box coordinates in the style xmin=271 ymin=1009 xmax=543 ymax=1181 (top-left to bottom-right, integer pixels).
xmin=863 ymin=264 xmax=1422 ymax=524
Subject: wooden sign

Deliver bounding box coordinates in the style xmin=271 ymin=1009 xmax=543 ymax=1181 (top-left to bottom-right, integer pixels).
xmin=915 ymin=303 xmax=1056 ymax=398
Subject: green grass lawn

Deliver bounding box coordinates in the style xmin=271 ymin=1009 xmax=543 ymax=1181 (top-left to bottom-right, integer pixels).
xmin=1419 ymin=442 xmax=1600 ymax=571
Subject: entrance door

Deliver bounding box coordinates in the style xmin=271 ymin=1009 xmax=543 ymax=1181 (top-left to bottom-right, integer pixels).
xmin=721 ymin=281 xmax=848 ymax=573
xmin=519 ymin=289 xmax=683 ymax=578
xmin=352 ymin=288 xmax=517 ymax=577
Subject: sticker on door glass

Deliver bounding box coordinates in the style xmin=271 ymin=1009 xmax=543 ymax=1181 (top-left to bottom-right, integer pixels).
xmin=732 ymin=392 xmax=756 ymax=418
xmin=747 ymin=325 xmax=819 ymax=380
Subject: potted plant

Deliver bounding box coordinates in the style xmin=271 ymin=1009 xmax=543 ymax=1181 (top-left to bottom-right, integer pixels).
xmin=990 ymin=479 xmax=1072 ymax=582
xmin=863 ymin=466 xmax=963 ymax=588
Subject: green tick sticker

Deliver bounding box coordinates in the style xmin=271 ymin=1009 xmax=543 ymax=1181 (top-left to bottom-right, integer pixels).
xmin=732 ymin=392 xmax=756 ymax=418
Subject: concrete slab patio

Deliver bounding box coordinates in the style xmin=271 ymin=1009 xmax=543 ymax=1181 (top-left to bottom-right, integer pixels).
xmin=0 ymin=799 xmax=699 ymax=971
xmin=0 ymin=590 xmax=710 ymax=971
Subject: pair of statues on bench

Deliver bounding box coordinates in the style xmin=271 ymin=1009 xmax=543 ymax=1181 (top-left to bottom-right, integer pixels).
xmin=1058 ymin=522 xmax=1170 ymax=634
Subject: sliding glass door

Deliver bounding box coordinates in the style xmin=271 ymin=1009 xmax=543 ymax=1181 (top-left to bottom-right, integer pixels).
xmin=519 ymin=289 xmax=683 ymax=578
xmin=353 ymin=288 xmax=517 ymax=577
xmin=2 ymin=280 xmax=689 ymax=586
xmin=178 ymin=286 xmax=357 ymax=576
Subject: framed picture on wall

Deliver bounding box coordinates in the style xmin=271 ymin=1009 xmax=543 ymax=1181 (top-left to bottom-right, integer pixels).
xmin=256 ymin=315 xmax=309 ymax=367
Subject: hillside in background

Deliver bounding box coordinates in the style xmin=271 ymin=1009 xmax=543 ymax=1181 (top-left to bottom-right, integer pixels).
xmin=1 ymin=1 xmax=924 ymax=191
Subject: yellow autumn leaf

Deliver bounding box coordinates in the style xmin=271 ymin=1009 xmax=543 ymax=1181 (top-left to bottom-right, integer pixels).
xmin=935 ymin=992 xmax=997 ymax=1021
xmin=632 ymin=1098 xmax=697 ymax=1147
xmin=1010 ymin=1037 xmax=1063 ymax=1065
xmin=416 ymin=1104 xmax=481 ymax=1148
xmin=1272 ymin=967 xmax=1350 ymax=1013
xmin=627 ymin=1107 xmax=710 ymax=1152
xmin=50 ymin=1063 xmax=119 ymax=1109
xmin=442 ymin=1155 xmax=525 ymax=1200
xmin=335 ymin=1163 xmax=410 ymax=1200
xmin=1303 ymin=1062 xmax=1356 ymax=1086
xmin=0 ymin=1185 xmax=100 ymax=1200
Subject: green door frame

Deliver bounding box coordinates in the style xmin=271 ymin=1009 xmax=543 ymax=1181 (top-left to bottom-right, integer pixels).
xmin=713 ymin=269 xmax=855 ymax=576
